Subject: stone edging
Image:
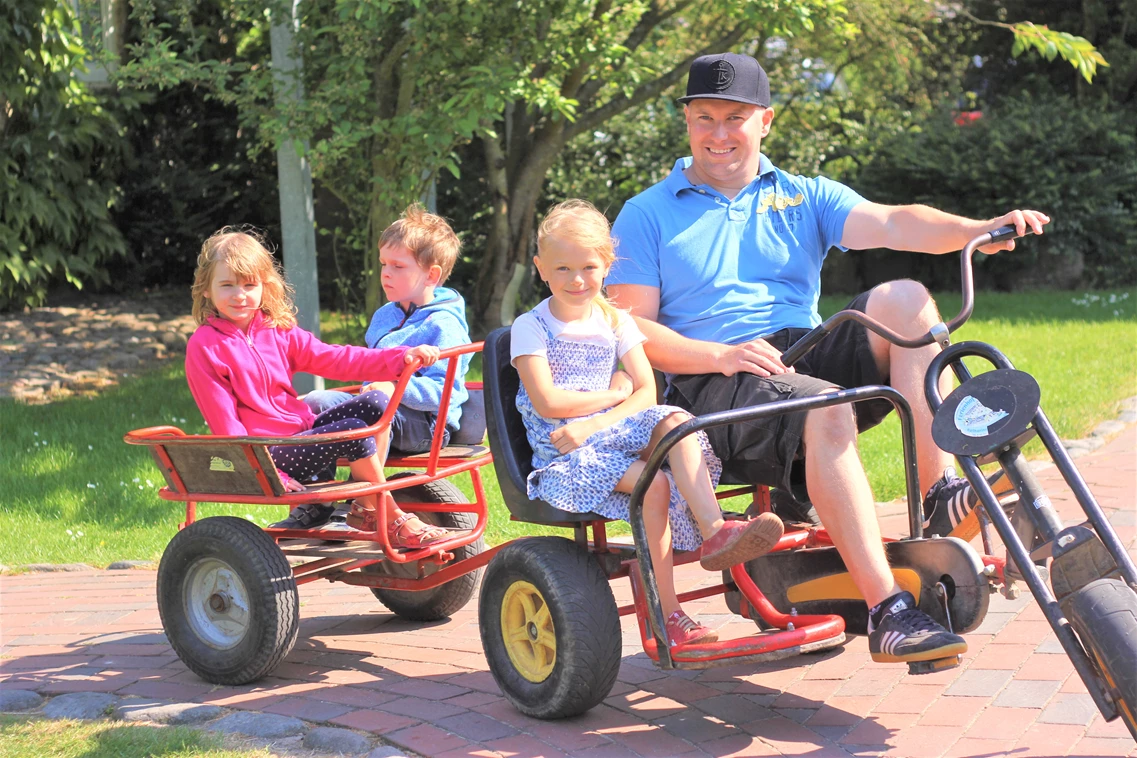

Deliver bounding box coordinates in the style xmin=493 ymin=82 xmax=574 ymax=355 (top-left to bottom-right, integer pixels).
xmin=1061 ymin=395 xmax=1137 ymax=458
xmin=0 ymin=690 xmax=415 ymax=758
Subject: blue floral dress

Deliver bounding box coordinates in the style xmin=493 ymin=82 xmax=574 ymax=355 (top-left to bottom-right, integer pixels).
xmin=516 ymin=314 xmax=721 ymax=551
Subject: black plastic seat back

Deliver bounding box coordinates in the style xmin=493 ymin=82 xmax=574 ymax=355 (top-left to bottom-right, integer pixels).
xmin=483 ymin=327 xmax=601 ymax=524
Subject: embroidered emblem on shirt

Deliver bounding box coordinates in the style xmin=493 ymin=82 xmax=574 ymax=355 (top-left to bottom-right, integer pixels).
xmin=756 ymin=192 xmax=805 ymax=214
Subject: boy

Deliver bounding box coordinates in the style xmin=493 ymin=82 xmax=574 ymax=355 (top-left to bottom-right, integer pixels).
xmin=274 ymin=204 xmax=471 ymax=530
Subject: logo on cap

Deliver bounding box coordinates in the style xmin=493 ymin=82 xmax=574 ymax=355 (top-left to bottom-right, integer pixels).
xmin=707 ymin=60 xmax=735 ymax=91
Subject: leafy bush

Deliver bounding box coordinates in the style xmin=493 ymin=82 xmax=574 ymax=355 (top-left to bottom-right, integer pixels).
xmin=105 ymin=85 xmax=281 ymax=292
xmin=850 ymin=86 xmax=1137 ymax=290
xmin=0 ymin=0 xmax=126 ymax=310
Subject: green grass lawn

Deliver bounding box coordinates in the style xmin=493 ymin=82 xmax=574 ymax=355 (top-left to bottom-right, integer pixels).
xmin=0 ymin=715 xmax=278 ymax=758
xmin=0 ymin=289 xmax=1133 ymax=567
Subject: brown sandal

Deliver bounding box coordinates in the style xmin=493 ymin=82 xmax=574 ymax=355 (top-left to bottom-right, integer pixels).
xmin=343 ymin=500 xmax=377 ymax=532
xmin=388 ymin=513 xmax=452 ymax=550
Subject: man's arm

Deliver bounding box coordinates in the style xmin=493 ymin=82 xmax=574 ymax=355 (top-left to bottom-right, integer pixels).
xmin=841 ymin=203 xmax=1050 ymax=254
xmin=607 ymin=284 xmax=793 ymax=378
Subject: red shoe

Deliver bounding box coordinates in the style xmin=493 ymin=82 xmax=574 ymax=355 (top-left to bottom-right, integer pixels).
xmin=665 ymin=610 xmax=718 ymax=646
xmin=699 ymin=513 xmax=784 ymax=571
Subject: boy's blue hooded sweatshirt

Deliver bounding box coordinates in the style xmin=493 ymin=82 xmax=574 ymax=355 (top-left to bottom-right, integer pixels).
xmin=364 ymin=286 xmax=472 ymax=430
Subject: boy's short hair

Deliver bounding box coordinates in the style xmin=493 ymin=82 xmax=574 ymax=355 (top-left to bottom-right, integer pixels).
xmin=380 ymin=204 xmax=461 ymax=284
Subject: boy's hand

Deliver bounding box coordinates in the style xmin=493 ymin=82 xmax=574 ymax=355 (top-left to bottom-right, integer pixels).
xmin=609 ymin=370 xmax=633 ymax=399
xmin=362 ymin=381 xmax=396 ymax=396
xmin=405 ymin=345 xmax=441 ymax=367
xmin=550 ymin=418 xmax=598 ymax=455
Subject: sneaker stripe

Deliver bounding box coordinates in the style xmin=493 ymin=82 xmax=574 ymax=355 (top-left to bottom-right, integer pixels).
xmin=950 ymin=489 xmax=968 ymax=528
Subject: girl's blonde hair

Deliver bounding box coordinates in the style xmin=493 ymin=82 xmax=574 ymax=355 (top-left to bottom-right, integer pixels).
xmin=191 ymin=228 xmax=297 ymax=328
xmin=537 ymin=199 xmax=623 ymax=328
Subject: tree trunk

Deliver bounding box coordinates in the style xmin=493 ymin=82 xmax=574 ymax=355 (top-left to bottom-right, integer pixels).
xmin=473 ymin=124 xmax=564 ymax=332
xmin=365 ymin=152 xmax=399 ymax=314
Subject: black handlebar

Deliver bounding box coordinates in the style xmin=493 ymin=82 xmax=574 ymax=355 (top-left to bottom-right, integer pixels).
xmin=780 ymin=224 xmax=1034 ymax=366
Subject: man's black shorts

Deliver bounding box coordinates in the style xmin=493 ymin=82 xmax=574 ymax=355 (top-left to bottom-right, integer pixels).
xmin=665 ymin=290 xmax=893 ymax=492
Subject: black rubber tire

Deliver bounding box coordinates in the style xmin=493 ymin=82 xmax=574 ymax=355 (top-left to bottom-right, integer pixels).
xmin=1065 ymin=577 xmax=1137 ymax=740
xmin=479 ymin=537 xmax=621 ymax=719
xmin=366 ymin=474 xmax=485 ymax=621
xmin=157 ymin=516 xmax=298 ymax=685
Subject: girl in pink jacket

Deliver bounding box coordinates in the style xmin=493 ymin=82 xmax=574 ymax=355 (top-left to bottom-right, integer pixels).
xmin=186 ymin=228 xmax=451 ymax=548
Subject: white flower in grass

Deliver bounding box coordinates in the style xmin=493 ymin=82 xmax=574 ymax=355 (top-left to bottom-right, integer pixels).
xmin=179 ymin=418 xmax=187 ymax=424
xmin=146 ymin=480 xmax=153 ymax=487
xmin=87 ymin=483 xmax=96 ymax=489
xmin=88 ymin=445 xmax=93 ymax=450
xmin=132 ymin=477 xmax=140 ymax=483
xmin=66 ymin=529 xmax=73 ymax=536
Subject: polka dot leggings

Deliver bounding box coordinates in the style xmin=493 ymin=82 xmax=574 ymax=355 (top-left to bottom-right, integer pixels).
xmin=270 ymin=391 xmax=389 ymax=482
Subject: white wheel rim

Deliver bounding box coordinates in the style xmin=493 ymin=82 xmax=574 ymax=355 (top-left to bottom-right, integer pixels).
xmin=183 ymin=557 xmax=251 ymax=649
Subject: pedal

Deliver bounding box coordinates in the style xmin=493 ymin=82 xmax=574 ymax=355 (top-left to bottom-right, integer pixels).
xmin=908 ymin=654 xmax=962 ymax=675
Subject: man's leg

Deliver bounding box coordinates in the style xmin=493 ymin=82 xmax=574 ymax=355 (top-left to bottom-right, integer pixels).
xmin=862 ymin=281 xmax=995 ymax=537
xmin=862 ymin=280 xmax=954 ymax=495
xmin=802 ymin=400 xmax=896 ymax=608
xmin=802 ymin=400 xmax=967 ymax=663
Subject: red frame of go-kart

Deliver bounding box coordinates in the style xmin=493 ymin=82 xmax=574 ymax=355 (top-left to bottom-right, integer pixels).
xmin=124 ymin=342 xmax=503 ymax=587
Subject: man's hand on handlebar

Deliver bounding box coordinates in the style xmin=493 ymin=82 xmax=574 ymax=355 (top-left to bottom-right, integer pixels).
xmin=978 ymin=210 xmax=1050 ymax=254
xmin=716 ymin=339 xmax=796 ymax=378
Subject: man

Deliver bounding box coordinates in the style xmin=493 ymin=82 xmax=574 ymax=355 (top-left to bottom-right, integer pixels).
xmin=607 ymin=52 xmax=1049 ymax=665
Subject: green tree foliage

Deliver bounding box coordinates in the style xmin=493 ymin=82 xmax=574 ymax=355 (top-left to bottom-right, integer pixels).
xmin=852 ymin=87 xmax=1137 ymax=290
xmin=542 ymin=0 xmax=973 ymax=219
xmin=830 ymin=2 xmax=1129 ymax=293
xmin=88 ymin=0 xmax=282 ymax=293
xmin=107 ymin=85 xmax=282 ymax=291
xmin=119 ymin=0 xmax=515 ymax=314
xmin=468 ymin=0 xmax=853 ymax=330
xmin=960 ymin=0 xmax=1132 ymax=104
xmin=1 ymin=0 xmax=126 ymax=309
xmin=115 ymin=0 xmax=853 ymax=328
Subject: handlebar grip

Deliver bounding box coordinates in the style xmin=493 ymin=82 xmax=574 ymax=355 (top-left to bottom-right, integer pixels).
xmin=986 ymin=225 xmax=1036 ymax=245
xmin=781 ymin=324 xmax=830 ymax=367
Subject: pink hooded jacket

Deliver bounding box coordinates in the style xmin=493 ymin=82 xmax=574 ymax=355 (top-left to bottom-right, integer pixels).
xmin=185 ymin=312 xmax=408 ymax=437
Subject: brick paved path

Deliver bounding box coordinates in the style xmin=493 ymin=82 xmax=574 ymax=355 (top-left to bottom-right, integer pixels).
xmin=3 ymin=428 xmax=1135 ymax=757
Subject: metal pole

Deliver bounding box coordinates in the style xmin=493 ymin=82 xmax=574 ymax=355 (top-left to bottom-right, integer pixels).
xmin=270 ymin=0 xmax=323 ymax=394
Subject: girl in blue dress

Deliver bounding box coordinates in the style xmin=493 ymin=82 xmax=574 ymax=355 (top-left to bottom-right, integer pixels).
xmin=511 ymin=200 xmax=784 ymax=647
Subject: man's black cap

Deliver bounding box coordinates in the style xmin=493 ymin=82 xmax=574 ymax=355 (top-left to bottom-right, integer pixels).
xmin=678 ymin=52 xmax=770 ymax=108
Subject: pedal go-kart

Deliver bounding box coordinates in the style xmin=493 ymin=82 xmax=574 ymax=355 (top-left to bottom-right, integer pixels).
xmin=124 ymin=343 xmax=497 ymax=684
xmin=476 ymin=226 xmax=1136 ymax=733
xmin=126 ymin=228 xmax=1135 ymax=737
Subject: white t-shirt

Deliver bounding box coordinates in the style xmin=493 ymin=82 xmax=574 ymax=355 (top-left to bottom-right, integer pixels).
xmin=510 ymin=299 xmax=646 ymax=366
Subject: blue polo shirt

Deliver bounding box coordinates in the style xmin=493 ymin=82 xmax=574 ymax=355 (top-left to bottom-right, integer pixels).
xmin=608 ymin=155 xmax=865 ymax=344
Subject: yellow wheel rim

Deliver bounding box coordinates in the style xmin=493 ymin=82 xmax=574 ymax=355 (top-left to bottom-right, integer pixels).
xmin=501 ymin=580 xmax=556 ymax=683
